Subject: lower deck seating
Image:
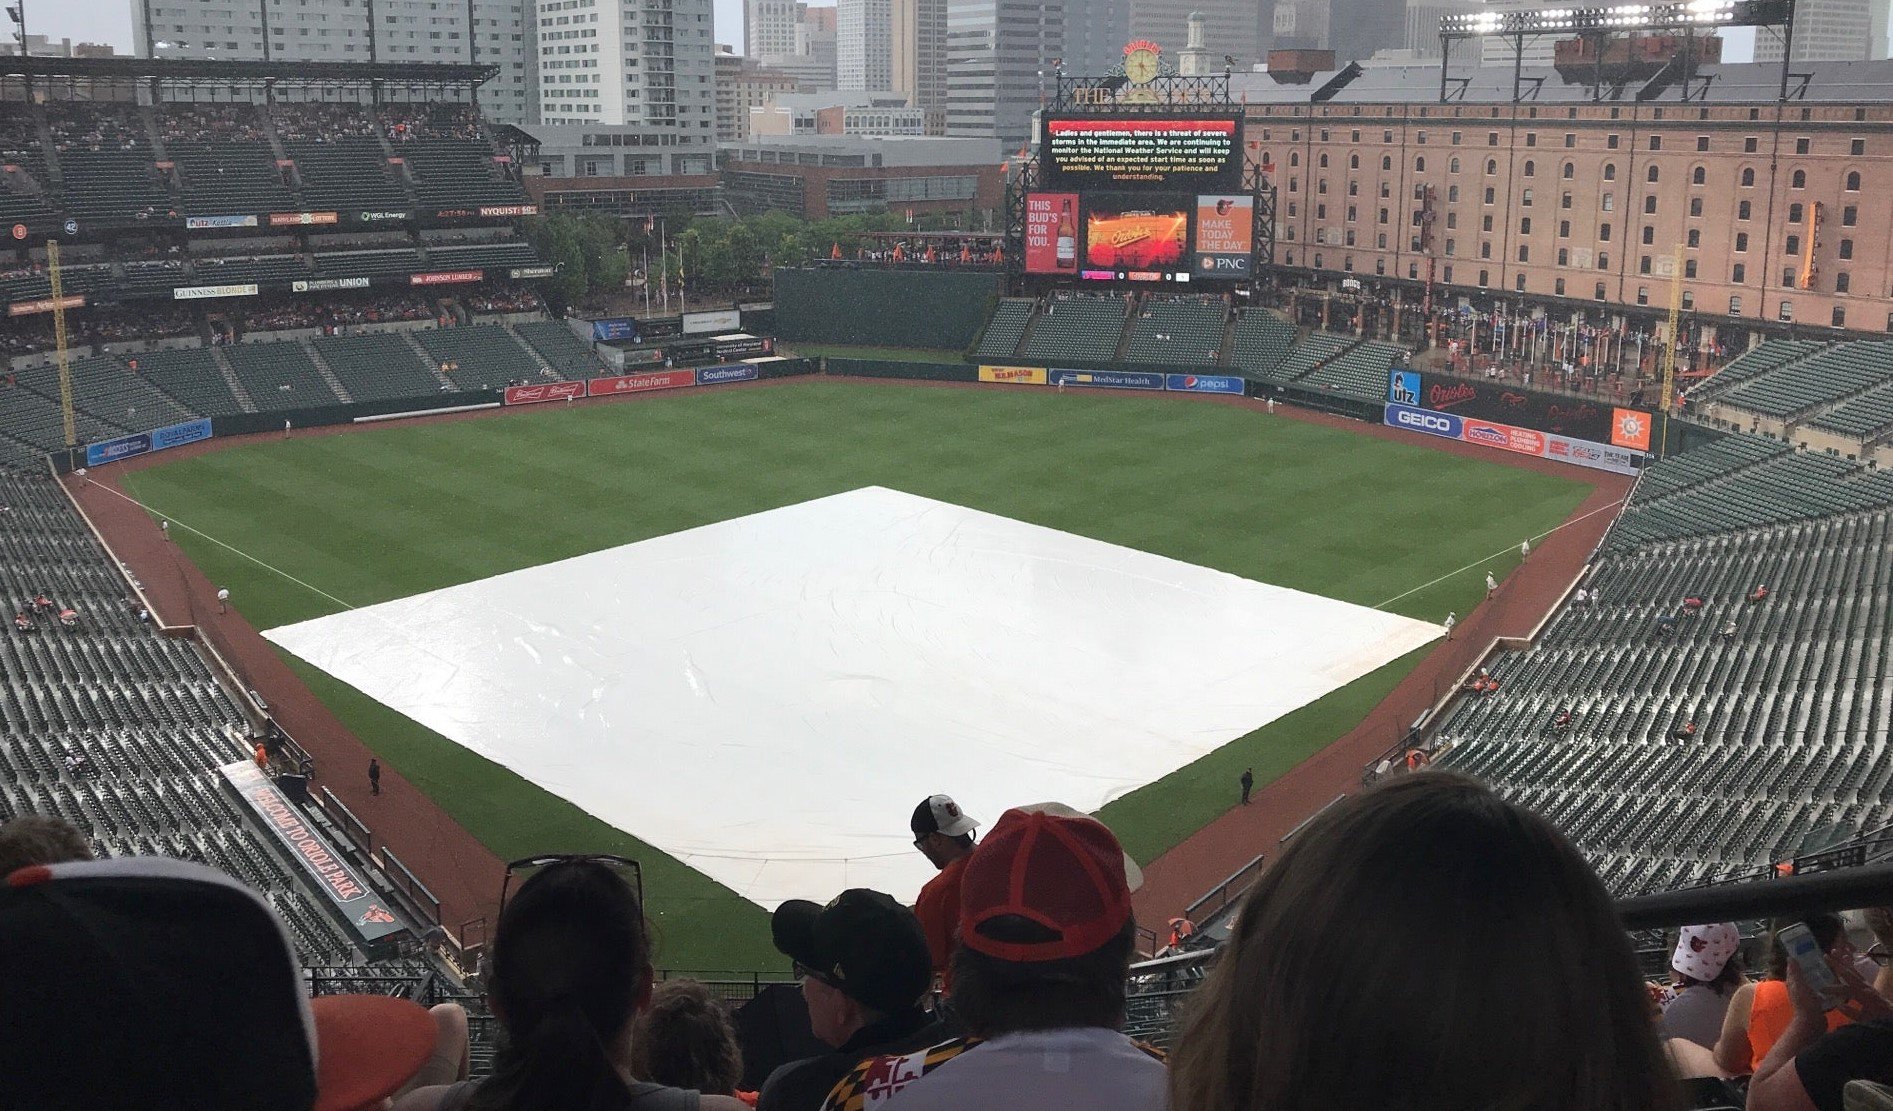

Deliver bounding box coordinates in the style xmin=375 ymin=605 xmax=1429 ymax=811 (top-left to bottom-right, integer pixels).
xmin=224 ymin=342 xmax=340 ymax=409
xmin=132 ymin=349 xmax=245 ymax=417
xmin=313 ymin=333 xmax=441 ymax=402
xmin=512 ymin=322 xmax=601 ymax=377
xmin=412 ymin=326 xmax=543 ymax=390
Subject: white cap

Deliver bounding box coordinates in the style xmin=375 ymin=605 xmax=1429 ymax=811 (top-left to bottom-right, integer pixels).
xmin=1672 ymin=923 xmax=1740 ymax=981
xmin=913 ymin=794 xmax=979 ymax=839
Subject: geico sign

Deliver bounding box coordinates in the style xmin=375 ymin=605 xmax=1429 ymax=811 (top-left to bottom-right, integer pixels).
xmin=1394 ymin=408 xmax=1458 ymax=435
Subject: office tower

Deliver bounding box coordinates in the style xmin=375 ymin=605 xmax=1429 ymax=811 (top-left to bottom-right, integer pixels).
xmin=839 ymin=0 xmax=895 ymax=89
xmin=945 ymin=0 xmax=1064 ymax=149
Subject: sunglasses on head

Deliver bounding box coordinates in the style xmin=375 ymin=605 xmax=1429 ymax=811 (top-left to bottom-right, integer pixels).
xmin=497 ymin=853 xmax=644 ymax=921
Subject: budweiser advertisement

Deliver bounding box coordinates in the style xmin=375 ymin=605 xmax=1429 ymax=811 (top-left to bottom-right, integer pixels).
xmin=505 ymin=381 xmax=587 ymax=406
xmin=1023 ymin=192 xmax=1081 ymax=275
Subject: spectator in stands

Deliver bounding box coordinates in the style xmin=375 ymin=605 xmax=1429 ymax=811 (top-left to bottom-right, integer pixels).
xmin=1745 ymin=941 xmax=1893 ymax=1111
xmin=1659 ymin=923 xmax=1747 ymax=1050
xmin=1168 ymin=773 xmax=1683 ymax=1111
xmin=630 ymin=980 xmax=751 ymax=1105
xmin=57 ymin=607 xmax=77 ymax=629
xmin=822 ymin=804 xmax=1159 ymax=1111
xmin=1867 ymin=908 xmax=1893 ymax=998
xmin=1717 ymin=916 xmax=1858 ymax=1076
xmin=1574 ymin=586 xmax=1591 ymax=606
xmin=911 ymin=794 xmax=980 ymax=992
xmin=13 ymin=611 xmax=31 ymax=633
xmin=1722 ymin=619 xmax=1739 ymax=640
xmin=1655 ymin=614 xmax=1678 ymax=637
xmin=397 ymin=858 xmax=748 ymax=1111
xmin=1674 ymin=721 xmax=1700 ymax=741
xmin=757 ymin=889 xmax=940 ymax=1111
xmin=1 ymin=856 xmax=441 ymax=1111
xmin=0 ymin=813 xmax=91 ymax=875
xmin=1751 ymin=584 xmax=1771 ymax=603
xmin=1683 ymin=595 xmax=1706 ymax=614
xmin=1550 ymin=708 xmax=1574 ymax=736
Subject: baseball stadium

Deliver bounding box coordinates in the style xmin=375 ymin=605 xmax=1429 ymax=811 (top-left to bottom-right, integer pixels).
xmin=4 ymin=37 xmax=1893 ymax=1111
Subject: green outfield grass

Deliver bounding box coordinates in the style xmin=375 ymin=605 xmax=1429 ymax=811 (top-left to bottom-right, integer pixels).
xmin=122 ymin=378 xmax=1588 ymax=970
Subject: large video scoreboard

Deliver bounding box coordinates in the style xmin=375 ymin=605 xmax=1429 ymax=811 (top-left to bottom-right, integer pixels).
xmin=1025 ymin=115 xmax=1252 ymax=283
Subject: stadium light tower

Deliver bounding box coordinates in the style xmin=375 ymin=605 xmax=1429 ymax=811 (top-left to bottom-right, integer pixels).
xmin=1438 ymin=0 xmax=1796 ymax=101
xmin=5 ymin=1 xmax=24 ymax=57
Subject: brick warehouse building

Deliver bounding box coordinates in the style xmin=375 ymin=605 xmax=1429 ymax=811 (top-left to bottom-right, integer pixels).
xmin=1236 ymin=59 xmax=1893 ymax=349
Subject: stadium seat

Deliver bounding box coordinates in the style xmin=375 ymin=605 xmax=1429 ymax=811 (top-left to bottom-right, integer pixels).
xmin=1020 ymin=294 xmax=1129 ymax=363
xmin=313 ymin=332 xmax=444 ymax=402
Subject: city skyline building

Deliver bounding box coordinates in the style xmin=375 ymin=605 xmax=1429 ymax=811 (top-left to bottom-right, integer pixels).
xmin=137 ymin=0 xmax=539 ymax=123
xmin=944 ymin=0 xmax=1063 ymax=150
xmin=533 ymin=0 xmax=717 ymax=129
xmin=838 ymin=0 xmax=894 ymax=89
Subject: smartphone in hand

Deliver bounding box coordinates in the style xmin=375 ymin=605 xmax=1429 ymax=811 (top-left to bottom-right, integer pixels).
xmin=1780 ymin=923 xmax=1846 ymax=1009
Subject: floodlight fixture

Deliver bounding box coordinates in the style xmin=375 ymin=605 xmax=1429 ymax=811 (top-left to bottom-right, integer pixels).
xmin=1441 ymin=0 xmax=1790 ymax=37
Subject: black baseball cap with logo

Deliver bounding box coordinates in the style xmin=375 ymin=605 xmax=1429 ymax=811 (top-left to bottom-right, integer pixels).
xmin=771 ymin=888 xmax=931 ymax=1015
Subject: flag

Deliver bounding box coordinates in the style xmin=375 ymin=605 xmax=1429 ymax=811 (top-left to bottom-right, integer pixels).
xmin=831 ymin=242 xmax=842 ymax=260
xmin=925 ymin=246 xmax=937 ymax=264
xmin=960 ymin=243 xmax=971 ymax=264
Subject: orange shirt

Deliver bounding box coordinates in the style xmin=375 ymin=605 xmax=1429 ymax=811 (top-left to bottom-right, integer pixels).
xmin=915 ymin=855 xmax=968 ymax=992
xmin=1748 ymin=978 xmax=1851 ymax=1072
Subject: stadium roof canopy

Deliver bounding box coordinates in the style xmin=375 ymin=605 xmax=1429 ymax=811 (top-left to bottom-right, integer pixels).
xmin=1229 ymin=59 xmax=1893 ymax=105
xmin=0 ymin=55 xmax=499 ymax=88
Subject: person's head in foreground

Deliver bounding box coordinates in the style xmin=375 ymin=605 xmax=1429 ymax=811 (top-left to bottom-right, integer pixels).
xmin=628 ymin=980 xmax=744 ymax=1097
xmin=0 ymin=856 xmax=437 ymax=1111
xmin=467 ymin=858 xmax=746 ymax=1111
xmin=950 ymin=802 xmax=1145 ymax=1038
xmin=1168 ymin=773 xmax=1684 ymax=1111
xmin=0 ymin=813 xmax=92 ymax=875
xmin=771 ymin=887 xmax=933 ymax=1047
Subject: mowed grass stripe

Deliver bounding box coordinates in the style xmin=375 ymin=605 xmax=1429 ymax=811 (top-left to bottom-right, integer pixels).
xmin=123 ymin=379 xmax=1589 ymax=969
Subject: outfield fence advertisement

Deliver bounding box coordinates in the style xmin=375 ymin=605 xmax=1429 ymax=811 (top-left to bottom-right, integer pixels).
xmin=1383 ymin=402 xmax=1641 ymax=475
xmin=590 ymin=370 xmax=697 ymax=397
xmin=503 ymin=365 xmax=768 ymax=405
xmin=979 ymin=366 xmax=1049 ymax=385
xmin=1049 ymin=369 xmax=1166 ymax=390
xmin=504 ymin=382 xmax=586 ymax=406
xmin=1387 ymin=368 xmax=1651 ymax=450
xmin=220 ymin=761 xmax=407 ymax=943
xmin=84 ymin=417 xmax=213 ymax=467
xmin=1165 ymin=373 xmax=1245 ymax=395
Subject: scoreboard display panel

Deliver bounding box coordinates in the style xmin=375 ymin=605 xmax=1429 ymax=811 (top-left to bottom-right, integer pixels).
xmin=1040 ymin=116 xmax=1243 ymax=192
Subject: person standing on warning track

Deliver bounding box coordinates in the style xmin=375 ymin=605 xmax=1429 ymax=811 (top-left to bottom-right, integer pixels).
xmin=1485 ymin=571 xmax=1499 ymax=597
xmin=1240 ymin=768 xmax=1254 ymax=805
xmin=1443 ymin=611 xmax=1457 ymax=640
xmin=912 ymin=794 xmax=979 ymax=994
xmin=368 ymin=758 xmax=382 ymax=796
xmin=1520 ymin=538 xmax=1532 ymax=559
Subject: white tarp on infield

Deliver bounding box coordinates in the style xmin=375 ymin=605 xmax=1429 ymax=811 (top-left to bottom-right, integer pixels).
xmin=265 ymin=486 xmax=1440 ymax=908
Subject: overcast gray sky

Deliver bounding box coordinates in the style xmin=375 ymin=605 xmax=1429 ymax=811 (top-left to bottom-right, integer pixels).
xmin=34 ymin=0 xmax=1755 ymax=63
xmin=32 ymin=0 xmax=755 ymax=52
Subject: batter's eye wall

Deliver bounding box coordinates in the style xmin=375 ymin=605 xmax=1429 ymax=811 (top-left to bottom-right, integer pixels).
xmin=773 ymin=268 xmax=1005 ymax=351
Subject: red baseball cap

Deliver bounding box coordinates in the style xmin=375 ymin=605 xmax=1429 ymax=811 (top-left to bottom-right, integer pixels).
xmin=958 ymin=806 xmax=1137 ymax=963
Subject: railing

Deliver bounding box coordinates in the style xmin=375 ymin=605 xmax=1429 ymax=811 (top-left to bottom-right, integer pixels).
xmin=1182 ymin=851 xmax=1268 ymax=927
xmin=1123 ymin=949 xmax=1217 ymax=1049
xmin=1280 ymin=794 xmax=1347 ymax=845
xmin=380 ymin=847 xmax=443 ymax=926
